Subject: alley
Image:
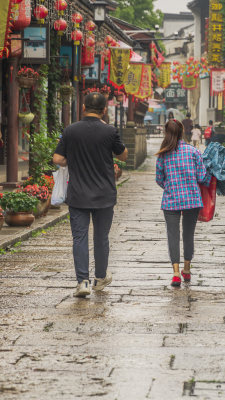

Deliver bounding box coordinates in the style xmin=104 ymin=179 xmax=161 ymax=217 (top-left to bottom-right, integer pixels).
xmin=1 ymin=137 xmax=225 ymax=399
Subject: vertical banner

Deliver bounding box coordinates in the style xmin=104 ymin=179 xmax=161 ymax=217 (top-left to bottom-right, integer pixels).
xmin=158 ymin=62 xmax=171 ymax=88
xmin=108 ymin=48 xmax=130 ymax=89
xmin=0 ymin=0 xmax=13 ymax=59
xmin=136 ymin=64 xmax=152 ymax=99
xmin=208 ymin=0 xmax=223 ymax=65
xmin=124 ymin=63 xmax=142 ymax=95
xmin=210 ymin=68 xmax=225 ymax=94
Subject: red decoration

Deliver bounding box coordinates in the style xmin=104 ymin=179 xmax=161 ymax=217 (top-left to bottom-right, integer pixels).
xmin=55 ymin=0 xmax=67 ymax=13
xmin=54 ymin=18 xmax=67 ymax=35
xmin=81 ymin=46 xmax=95 ymax=66
xmin=198 ymin=177 xmax=217 ymax=222
xmin=71 ymin=30 xmax=83 ymax=45
xmin=106 ymin=35 xmax=113 ymax=46
xmin=14 ymin=0 xmax=23 ymax=3
xmin=13 ymin=0 xmax=31 ymax=30
xmin=72 ymin=12 xmax=83 ymax=26
xmin=85 ymin=20 xmax=96 ymax=32
xmin=33 ymin=5 xmax=48 ymax=24
xmin=110 ymin=39 xmax=117 ymax=47
xmin=86 ymin=36 xmax=95 ymax=47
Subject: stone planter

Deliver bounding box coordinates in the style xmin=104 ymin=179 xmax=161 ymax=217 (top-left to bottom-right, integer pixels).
xmin=115 ymin=169 xmax=122 ymax=181
xmin=0 ymin=215 xmax=4 ymax=230
xmin=5 ymin=211 xmax=35 ymax=227
xmin=33 ymin=200 xmax=49 ymax=218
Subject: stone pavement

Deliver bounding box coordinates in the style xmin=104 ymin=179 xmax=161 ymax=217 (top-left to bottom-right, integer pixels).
xmin=1 ymin=137 xmax=225 ymax=400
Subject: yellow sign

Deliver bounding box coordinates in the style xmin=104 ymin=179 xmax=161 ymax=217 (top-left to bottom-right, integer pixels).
xmin=109 ymin=48 xmax=130 ymax=89
xmin=182 ymin=74 xmax=197 ymax=90
xmin=124 ymin=63 xmax=142 ymax=95
xmin=0 ymin=0 xmax=12 ymax=58
xmin=208 ymin=0 xmax=223 ymax=65
xmin=158 ymin=62 xmax=171 ymax=88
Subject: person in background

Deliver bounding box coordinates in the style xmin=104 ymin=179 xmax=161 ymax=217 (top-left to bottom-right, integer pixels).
xmin=53 ymin=92 xmax=128 ymax=297
xmin=167 ymin=111 xmax=174 ymax=122
xmin=191 ymin=124 xmax=202 ymax=148
xmin=182 ymin=112 xmax=193 ymax=143
xmin=204 ymin=120 xmax=215 ymax=146
xmin=156 ymin=119 xmax=210 ymax=287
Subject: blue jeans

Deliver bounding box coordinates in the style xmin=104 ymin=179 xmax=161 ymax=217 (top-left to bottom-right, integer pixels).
xmin=69 ymin=206 xmax=114 ymax=283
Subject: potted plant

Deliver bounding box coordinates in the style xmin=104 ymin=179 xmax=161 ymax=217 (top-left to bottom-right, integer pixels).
xmin=60 ymin=84 xmax=75 ymax=103
xmin=113 ymin=158 xmax=126 ymax=180
xmin=18 ymin=112 xmax=35 ymax=125
xmin=21 ymin=184 xmax=49 ymax=217
xmin=0 ymin=192 xmax=38 ymax=227
xmin=17 ymin=67 xmax=39 ymax=89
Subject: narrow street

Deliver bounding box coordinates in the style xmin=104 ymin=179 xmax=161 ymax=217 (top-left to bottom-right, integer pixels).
xmin=1 ymin=137 xmax=225 ymax=400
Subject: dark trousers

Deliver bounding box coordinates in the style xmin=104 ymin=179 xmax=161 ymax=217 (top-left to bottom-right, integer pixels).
xmin=163 ymin=208 xmax=200 ymax=264
xmin=69 ymin=206 xmax=114 ymax=283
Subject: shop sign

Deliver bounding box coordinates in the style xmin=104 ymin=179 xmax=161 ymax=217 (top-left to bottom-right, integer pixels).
xmin=124 ymin=63 xmax=142 ymax=95
xmin=210 ymin=67 xmax=225 ymax=94
xmin=165 ymin=83 xmax=187 ymax=104
xmin=182 ymin=74 xmax=197 ymax=90
xmin=22 ymin=24 xmax=50 ymax=64
xmin=158 ymin=62 xmax=171 ymax=88
xmin=208 ymin=0 xmax=223 ymax=66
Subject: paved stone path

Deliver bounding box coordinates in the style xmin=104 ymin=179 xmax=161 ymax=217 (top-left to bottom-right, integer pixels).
xmin=1 ymin=138 xmax=225 ymax=399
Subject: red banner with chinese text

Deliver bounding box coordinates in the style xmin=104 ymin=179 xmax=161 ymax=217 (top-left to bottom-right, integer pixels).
xmin=136 ymin=64 xmax=152 ymax=99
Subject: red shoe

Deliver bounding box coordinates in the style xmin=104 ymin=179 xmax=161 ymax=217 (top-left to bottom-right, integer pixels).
xmin=181 ymin=270 xmax=191 ymax=282
xmin=171 ymin=275 xmax=181 ymax=287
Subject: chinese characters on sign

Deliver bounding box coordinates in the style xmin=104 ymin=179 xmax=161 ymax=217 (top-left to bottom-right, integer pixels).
xmin=165 ymin=83 xmax=187 ymax=104
xmin=124 ymin=63 xmax=142 ymax=95
xmin=210 ymin=68 xmax=225 ymax=94
xmin=182 ymin=74 xmax=197 ymax=90
xmin=158 ymin=62 xmax=171 ymax=89
xmin=109 ymin=48 xmax=130 ymax=89
xmin=136 ymin=64 xmax=152 ymax=99
xmin=208 ymin=0 xmax=223 ymax=66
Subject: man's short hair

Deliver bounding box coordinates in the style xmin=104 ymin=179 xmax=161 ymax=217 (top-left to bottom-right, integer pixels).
xmin=186 ymin=112 xmax=191 ymax=118
xmin=209 ymin=120 xmax=213 ymax=125
xmin=84 ymin=92 xmax=106 ymax=114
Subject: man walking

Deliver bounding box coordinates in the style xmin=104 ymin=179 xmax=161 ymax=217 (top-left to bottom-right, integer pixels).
xmin=182 ymin=112 xmax=193 ymax=143
xmin=53 ymin=92 xmax=128 ymax=297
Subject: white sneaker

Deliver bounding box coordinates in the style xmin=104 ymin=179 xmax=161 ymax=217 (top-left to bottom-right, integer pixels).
xmin=92 ymin=271 xmax=112 ymax=291
xmin=74 ymin=280 xmax=91 ymax=297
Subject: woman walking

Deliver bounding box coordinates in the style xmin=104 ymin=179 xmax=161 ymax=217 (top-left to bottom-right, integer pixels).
xmin=156 ymin=120 xmax=210 ymax=287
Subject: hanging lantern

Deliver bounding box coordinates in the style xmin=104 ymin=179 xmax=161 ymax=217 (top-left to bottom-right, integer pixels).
xmin=54 ymin=0 xmax=67 ymax=15
xmin=86 ymin=36 xmax=95 ymax=47
xmin=54 ymin=18 xmax=67 ymax=35
xmin=71 ymin=30 xmax=83 ymax=45
xmin=85 ymin=20 xmax=96 ymax=33
xmin=13 ymin=0 xmax=31 ymax=30
xmin=105 ymin=35 xmax=113 ymax=46
xmin=72 ymin=12 xmax=83 ymax=27
xmin=33 ymin=5 xmax=48 ymax=24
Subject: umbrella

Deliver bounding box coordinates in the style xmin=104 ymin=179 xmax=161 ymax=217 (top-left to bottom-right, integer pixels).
xmin=166 ymin=108 xmax=185 ymax=122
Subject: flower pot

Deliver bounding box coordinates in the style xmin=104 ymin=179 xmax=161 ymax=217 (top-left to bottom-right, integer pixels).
xmin=16 ymin=76 xmax=38 ymax=89
xmin=0 ymin=215 xmax=4 ymax=230
xmin=18 ymin=112 xmax=35 ymax=124
xmin=5 ymin=211 xmax=35 ymax=227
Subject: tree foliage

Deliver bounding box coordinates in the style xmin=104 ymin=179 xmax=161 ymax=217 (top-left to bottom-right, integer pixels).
xmin=112 ymin=0 xmax=163 ymax=29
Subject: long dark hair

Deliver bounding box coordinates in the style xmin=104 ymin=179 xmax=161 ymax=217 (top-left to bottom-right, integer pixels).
xmin=156 ymin=119 xmax=184 ymax=156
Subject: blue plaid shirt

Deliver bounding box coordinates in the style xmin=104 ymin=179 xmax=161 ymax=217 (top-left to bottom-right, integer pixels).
xmin=156 ymin=140 xmax=211 ymax=210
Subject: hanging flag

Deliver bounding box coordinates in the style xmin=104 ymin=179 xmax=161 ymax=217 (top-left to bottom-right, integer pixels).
xmin=158 ymin=62 xmax=171 ymax=88
xmin=136 ymin=64 xmax=152 ymax=99
xmin=0 ymin=0 xmax=13 ymax=59
xmin=108 ymin=48 xmax=131 ymax=89
xmin=208 ymin=0 xmax=223 ymax=66
xmin=182 ymin=74 xmax=198 ymax=90
xmin=124 ymin=63 xmax=142 ymax=95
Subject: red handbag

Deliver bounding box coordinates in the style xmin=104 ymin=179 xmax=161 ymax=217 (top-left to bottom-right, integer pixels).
xmin=198 ymin=176 xmax=217 ymax=222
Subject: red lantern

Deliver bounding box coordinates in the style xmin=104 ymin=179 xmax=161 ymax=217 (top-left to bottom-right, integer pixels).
xmin=72 ymin=12 xmax=83 ymax=27
xmin=71 ymin=30 xmax=83 ymax=45
xmin=33 ymin=5 xmax=48 ymax=24
xmin=54 ymin=18 xmax=67 ymax=35
xmin=12 ymin=0 xmax=23 ymax=10
xmin=13 ymin=0 xmax=31 ymax=30
xmin=106 ymin=35 xmax=113 ymax=46
xmin=85 ymin=20 xmax=96 ymax=32
xmin=86 ymin=36 xmax=95 ymax=47
xmin=55 ymin=0 xmax=67 ymax=15
xmin=81 ymin=46 xmax=95 ymax=66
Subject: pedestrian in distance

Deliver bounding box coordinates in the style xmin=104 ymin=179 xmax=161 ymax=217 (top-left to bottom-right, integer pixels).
xmin=156 ymin=119 xmax=211 ymax=287
xmin=182 ymin=112 xmax=193 ymax=144
xmin=191 ymin=124 xmax=202 ymax=148
xmin=53 ymin=92 xmax=128 ymax=297
xmin=204 ymin=120 xmax=215 ymax=147
xmin=166 ymin=111 xmax=174 ymax=122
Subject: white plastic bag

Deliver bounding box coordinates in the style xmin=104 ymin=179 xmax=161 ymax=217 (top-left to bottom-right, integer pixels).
xmin=51 ymin=166 xmax=69 ymax=206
